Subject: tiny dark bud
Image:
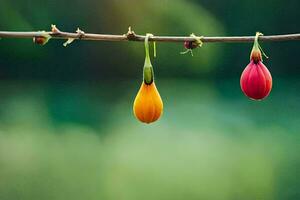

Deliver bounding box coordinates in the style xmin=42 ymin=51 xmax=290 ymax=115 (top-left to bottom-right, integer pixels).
xmin=33 ymin=35 xmax=51 ymax=45
xmin=184 ymin=41 xmax=198 ymax=49
xmin=127 ymin=32 xmax=136 ymax=40
xmin=33 ymin=36 xmax=47 ymax=45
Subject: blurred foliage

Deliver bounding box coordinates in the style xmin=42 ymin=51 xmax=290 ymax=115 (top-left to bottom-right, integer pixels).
xmin=0 ymin=80 xmax=299 ymax=199
xmin=0 ymin=0 xmax=300 ymax=199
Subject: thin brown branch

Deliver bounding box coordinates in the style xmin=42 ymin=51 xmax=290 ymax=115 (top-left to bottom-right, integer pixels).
xmin=0 ymin=26 xmax=300 ymax=43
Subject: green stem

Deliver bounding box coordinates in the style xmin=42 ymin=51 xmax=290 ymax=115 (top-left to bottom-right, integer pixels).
xmin=143 ymin=34 xmax=154 ymax=85
xmin=252 ymin=32 xmax=261 ymax=52
xmin=144 ymin=34 xmax=151 ymax=61
xmin=251 ymin=32 xmax=268 ymax=61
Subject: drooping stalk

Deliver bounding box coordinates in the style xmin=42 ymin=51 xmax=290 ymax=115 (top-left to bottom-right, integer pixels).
xmin=250 ymin=32 xmax=263 ymax=63
xmin=143 ymin=34 xmax=154 ymax=85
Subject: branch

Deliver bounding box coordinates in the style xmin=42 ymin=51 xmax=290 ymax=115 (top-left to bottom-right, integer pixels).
xmin=0 ymin=26 xmax=300 ymax=43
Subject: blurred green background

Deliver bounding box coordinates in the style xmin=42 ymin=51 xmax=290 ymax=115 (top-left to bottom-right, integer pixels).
xmin=0 ymin=0 xmax=300 ymax=199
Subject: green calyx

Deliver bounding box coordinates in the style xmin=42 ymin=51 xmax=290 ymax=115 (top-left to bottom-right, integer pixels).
xmin=250 ymin=32 xmax=268 ymax=62
xmin=143 ymin=34 xmax=156 ymax=85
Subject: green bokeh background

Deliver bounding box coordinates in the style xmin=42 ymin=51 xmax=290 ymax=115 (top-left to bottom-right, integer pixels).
xmin=0 ymin=0 xmax=299 ymax=199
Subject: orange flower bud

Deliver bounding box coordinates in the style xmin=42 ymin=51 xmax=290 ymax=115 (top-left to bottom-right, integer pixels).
xmin=133 ymin=33 xmax=163 ymax=124
xmin=133 ymin=82 xmax=163 ymax=123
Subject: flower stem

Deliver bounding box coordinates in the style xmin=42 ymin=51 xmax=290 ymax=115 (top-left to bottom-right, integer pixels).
xmin=143 ymin=34 xmax=154 ymax=85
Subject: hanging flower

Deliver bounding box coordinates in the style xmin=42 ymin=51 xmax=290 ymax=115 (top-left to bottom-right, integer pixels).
xmin=240 ymin=32 xmax=272 ymax=100
xmin=133 ymin=34 xmax=163 ymax=124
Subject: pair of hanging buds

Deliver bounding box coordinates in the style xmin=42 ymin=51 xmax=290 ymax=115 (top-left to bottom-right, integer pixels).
xmin=133 ymin=32 xmax=272 ymax=124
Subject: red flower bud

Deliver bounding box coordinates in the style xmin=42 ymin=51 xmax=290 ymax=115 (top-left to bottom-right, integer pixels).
xmin=240 ymin=61 xmax=272 ymax=100
xmin=240 ymin=32 xmax=272 ymax=100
